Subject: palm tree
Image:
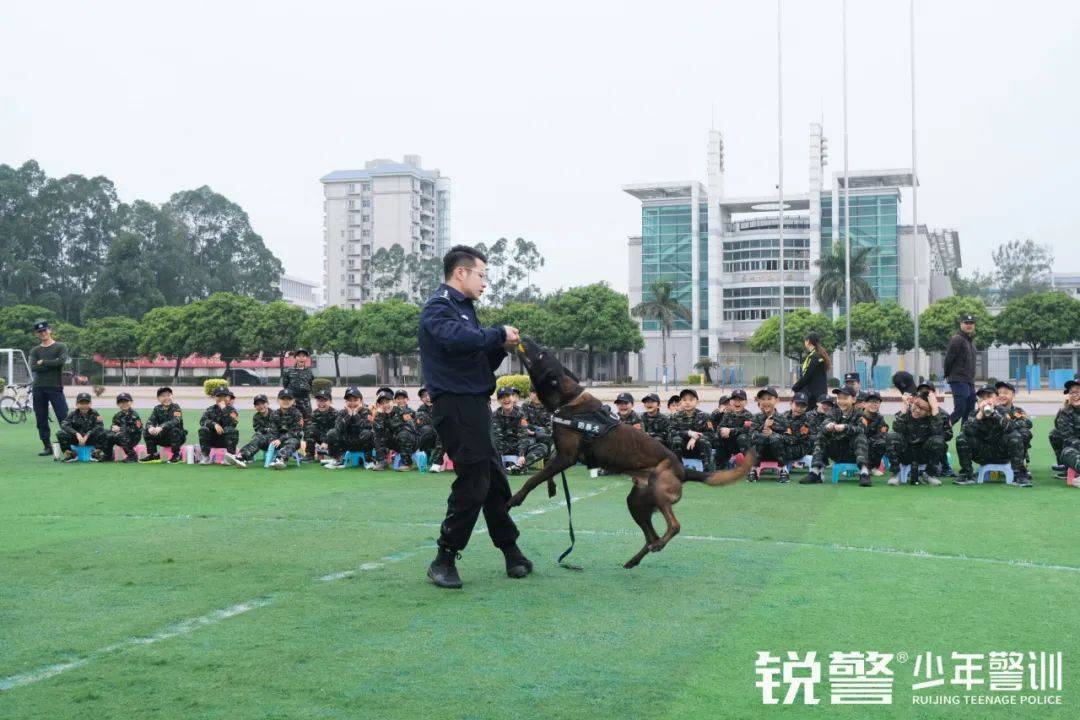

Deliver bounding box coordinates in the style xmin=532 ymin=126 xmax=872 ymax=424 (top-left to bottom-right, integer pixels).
xmin=813 ymin=241 xmax=876 ymax=312
xmin=630 ymin=280 xmax=691 ymax=385
xmin=694 ymin=356 xmax=716 ymax=384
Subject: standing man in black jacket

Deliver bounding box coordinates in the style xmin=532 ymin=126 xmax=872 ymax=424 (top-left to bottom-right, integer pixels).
xmin=419 ymin=245 xmax=530 ymax=590
xmin=944 ymin=313 xmax=978 ymax=427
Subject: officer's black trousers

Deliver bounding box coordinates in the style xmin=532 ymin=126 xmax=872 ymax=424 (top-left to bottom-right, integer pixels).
xmin=432 ymin=394 xmax=520 ymax=552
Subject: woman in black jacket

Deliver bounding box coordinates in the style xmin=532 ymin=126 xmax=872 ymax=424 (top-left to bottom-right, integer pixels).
xmin=792 ymin=332 xmax=830 ymax=401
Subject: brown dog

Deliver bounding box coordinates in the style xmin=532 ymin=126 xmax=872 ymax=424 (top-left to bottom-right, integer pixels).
xmin=508 ymin=338 xmax=754 ymax=568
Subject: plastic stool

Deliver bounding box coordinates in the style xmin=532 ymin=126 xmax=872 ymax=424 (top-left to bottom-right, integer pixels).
xmin=976 ymin=463 xmax=1014 ymax=485
xmin=74 ymin=445 xmax=96 ymax=462
xmin=1068 ymin=468 xmax=1077 ymax=487
xmin=880 ymin=457 xmax=891 ymax=472
xmin=413 ymin=450 xmax=428 ymax=473
xmin=207 ymin=447 xmax=228 ymax=464
xmin=898 ymin=464 xmax=925 ymax=484
xmin=682 ymin=457 xmax=704 ymax=472
xmin=264 ymin=445 xmax=303 ymax=468
xmin=115 ymin=444 xmax=148 ymax=461
xmin=726 ymin=452 xmax=745 ymax=469
xmin=443 ymin=456 xmax=455 ymax=471
xmin=342 ymin=451 xmax=367 ymax=467
xmin=831 ymin=462 xmax=860 ymax=483
xmin=787 ymin=454 xmax=814 ymax=472
xmin=756 ymin=460 xmax=782 ymax=478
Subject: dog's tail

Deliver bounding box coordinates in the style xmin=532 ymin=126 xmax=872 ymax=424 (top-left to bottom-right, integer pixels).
xmin=682 ymin=449 xmax=757 ymax=486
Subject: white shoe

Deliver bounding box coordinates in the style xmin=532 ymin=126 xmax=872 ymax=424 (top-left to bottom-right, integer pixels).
xmin=886 ymin=475 xmax=900 ymax=486
xmin=872 ymin=468 xmax=885 ymax=477
xmin=429 ymin=464 xmax=443 ymax=473
xmin=270 ymin=459 xmax=286 ymax=470
xmin=224 ymin=453 xmax=247 ymax=469
xmin=924 ymin=475 xmax=942 ymax=486
xmin=324 ymin=460 xmax=344 ymax=470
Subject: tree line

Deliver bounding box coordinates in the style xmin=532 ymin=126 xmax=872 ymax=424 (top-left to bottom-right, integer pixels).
xmin=0 ymin=160 xmax=284 ymax=325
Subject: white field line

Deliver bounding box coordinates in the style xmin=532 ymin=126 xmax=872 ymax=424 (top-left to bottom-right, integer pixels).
xmin=524 ymin=527 xmax=1080 ymax=574
xmin=0 ymin=482 xmax=619 ymax=693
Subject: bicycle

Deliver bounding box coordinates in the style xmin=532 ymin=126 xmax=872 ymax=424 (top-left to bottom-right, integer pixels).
xmin=0 ymin=383 xmax=32 ymax=424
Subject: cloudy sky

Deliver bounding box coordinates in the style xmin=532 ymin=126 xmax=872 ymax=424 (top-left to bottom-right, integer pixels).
xmin=3 ymin=0 xmax=1077 ymax=294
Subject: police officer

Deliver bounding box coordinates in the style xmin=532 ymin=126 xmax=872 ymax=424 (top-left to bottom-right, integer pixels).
xmin=197 ymin=386 xmax=240 ymax=463
xmin=105 ymin=392 xmax=142 ymax=462
xmin=640 ymin=392 xmax=669 ymax=448
xmin=281 ymin=348 xmax=315 ymax=420
xmin=418 ymin=245 xmax=528 ymax=589
xmin=945 ymin=314 xmax=978 ymax=426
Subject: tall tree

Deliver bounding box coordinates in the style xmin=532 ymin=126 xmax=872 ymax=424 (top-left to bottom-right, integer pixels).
xmin=138 ymin=305 xmax=195 ymax=380
xmin=512 ymin=237 xmax=545 ymax=302
xmin=355 ymin=299 xmax=421 ymax=384
xmin=948 ymin=268 xmax=998 ymax=305
xmin=81 ymin=316 xmax=141 ymax=384
xmin=369 ymin=244 xmax=408 ymax=301
xmin=994 ymin=291 xmax=1080 ymax=363
xmin=83 ymin=231 xmax=167 ymax=319
xmin=845 ymin=301 xmax=915 ymax=377
xmin=164 ymin=186 xmax=283 ymax=302
xmin=749 ymin=309 xmax=837 ymax=364
xmin=242 ymin=300 xmax=309 ymax=373
xmin=0 ymin=161 xmax=50 ymax=306
xmin=813 ymin=243 xmax=876 ymax=313
xmin=992 ymin=239 xmax=1054 ymax=302
xmin=630 ymin=280 xmax=691 ymax=384
xmin=300 ymin=306 xmax=359 ymax=383
xmin=917 ymin=296 xmax=995 ymax=353
xmin=403 ymin=253 xmax=443 ymax=304
xmin=185 ymin=293 xmax=260 ymax=375
xmin=0 ymin=304 xmax=60 ymax=355
xmin=547 ymin=283 xmax=643 ymax=381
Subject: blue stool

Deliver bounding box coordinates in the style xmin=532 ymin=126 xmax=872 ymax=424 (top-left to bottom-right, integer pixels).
xmin=831 ymin=462 xmax=860 ymax=483
xmin=881 ymin=457 xmax=891 ymax=471
xmin=74 ymin=445 xmax=96 ymax=462
xmin=898 ymin=464 xmax=925 ymax=484
xmin=682 ymin=457 xmax=704 ymax=472
xmin=413 ymin=451 xmax=428 ymax=473
xmin=264 ymin=445 xmax=302 ymax=468
xmin=976 ymin=463 xmax=1014 ymax=485
xmin=342 ymin=451 xmax=367 ymax=468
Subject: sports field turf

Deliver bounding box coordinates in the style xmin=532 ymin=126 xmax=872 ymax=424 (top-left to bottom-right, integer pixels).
xmin=1 ymin=413 xmax=1077 ymax=719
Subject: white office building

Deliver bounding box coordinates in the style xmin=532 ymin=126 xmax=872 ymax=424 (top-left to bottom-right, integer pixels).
xmin=279 ymin=274 xmax=323 ymax=313
xmin=321 ymin=155 xmax=451 ymax=308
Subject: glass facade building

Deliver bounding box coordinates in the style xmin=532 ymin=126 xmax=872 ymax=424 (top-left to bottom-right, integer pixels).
xmin=820 ymin=191 xmax=900 ymax=305
xmin=640 ymin=203 xmax=708 ymax=334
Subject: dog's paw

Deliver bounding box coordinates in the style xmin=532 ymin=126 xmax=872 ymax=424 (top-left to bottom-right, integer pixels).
xmin=507 ymin=495 xmax=523 ymax=510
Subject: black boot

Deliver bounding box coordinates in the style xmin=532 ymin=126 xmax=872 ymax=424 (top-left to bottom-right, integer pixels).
xmin=427 ymin=546 xmax=463 ymax=589
xmin=38 ymin=443 xmax=53 ymax=456
xmin=501 ymin=544 xmax=533 ymax=579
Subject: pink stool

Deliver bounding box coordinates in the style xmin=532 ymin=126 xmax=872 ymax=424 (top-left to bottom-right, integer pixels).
xmin=1068 ymin=468 xmax=1077 ymax=488
xmin=112 ymin=444 xmax=149 ymax=460
xmin=756 ymin=460 xmax=781 ymax=477
xmin=443 ymin=456 xmax=455 ymax=471
xmin=159 ymin=446 xmax=189 ymax=462
xmin=208 ymin=447 xmax=228 ymax=464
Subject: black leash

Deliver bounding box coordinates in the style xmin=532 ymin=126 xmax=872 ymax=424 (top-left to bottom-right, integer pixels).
xmin=557 ymin=470 xmax=583 ymax=570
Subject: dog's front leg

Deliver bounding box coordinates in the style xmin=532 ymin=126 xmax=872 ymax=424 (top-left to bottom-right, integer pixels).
xmin=508 ymin=452 xmax=576 ymax=509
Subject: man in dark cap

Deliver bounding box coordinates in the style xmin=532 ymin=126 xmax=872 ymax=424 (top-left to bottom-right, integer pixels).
xmin=944 ymin=313 xmax=978 ymax=426
xmin=803 ymin=386 xmax=872 ymax=486
xmin=29 ymin=320 xmax=70 ymax=456
xmin=197 ymin=387 xmax=240 ymax=464
xmin=281 ymin=348 xmax=315 ymax=421
xmin=640 ymin=392 xmax=670 ymax=449
xmin=56 ymin=392 xmax=108 ymax=462
xmin=104 ymin=392 xmax=142 ymax=462
xmin=418 ymin=244 xmax=528 ymax=589
xmin=712 ymin=388 xmax=754 ymax=468
xmin=748 ymin=387 xmax=789 ymax=482
xmin=954 ymin=385 xmax=1031 ymax=486
xmin=667 ymin=388 xmax=715 ymax=471
xmin=614 ymin=392 xmax=642 ymax=430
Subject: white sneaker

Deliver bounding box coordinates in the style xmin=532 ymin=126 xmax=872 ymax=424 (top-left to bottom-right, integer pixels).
xmin=224 ymin=453 xmax=247 ymax=469
xmin=270 ymin=459 xmax=286 ymax=470
xmin=886 ymin=475 xmax=900 ymax=486
xmin=924 ymin=475 xmax=942 ymax=486
xmin=429 ymin=464 xmax=443 ymax=473
xmin=872 ymin=468 xmax=885 ymax=477
xmin=324 ymin=460 xmax=344 ymax=470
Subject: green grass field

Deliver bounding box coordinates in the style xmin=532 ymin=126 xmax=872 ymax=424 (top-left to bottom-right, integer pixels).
xmin=1 ymin=413 xmax=1077 ymax=719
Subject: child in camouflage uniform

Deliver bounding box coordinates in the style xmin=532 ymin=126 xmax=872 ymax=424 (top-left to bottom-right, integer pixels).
xmin=712 ymin=389 xmax=754 ymax=469
xmin=667 ymin=388 xmax=715 ymax=472
xmin=640 ymin=392 xmax=669 ymax=449
xmin=492 ymin=387 xmax=546 ymax=473
xmin=373 ymin=388 xmax=417 ymax=470
xmin=141 ymin=386 xmax=187 ymax=463
xmin=955 ymin=385 xmax=1032 ymax=487
xmin=782 ymin=392 xmax=816 ymax=467
xmin=323 ymin=387 xmax=377 ymax=469
xmin=1056 ymin=380 xmax=1080 ymax=476
xmin=305 ymin=390 xmax=337 ymax=460
xmin=994 ymin=381 xmax=1032 ymax=463
xmin=394 ymin=389 xmax=414 ymax=414
xmin=225 ymin=394 xmax=274 ymax=468
xmin=803 ymin=386 xmax=872 ymax=486
xmin=197 ymin=386 xmax=240 ymax=463
xmin=860 ymin=391 xmax=889 ymax=474
xmin=414 ymin=386 xmax=446 ymax=469
xmin=104 ymin=392 xmax=142 ymax=462
xmin=281 ymin=348 xmax=315 ymax=420
xmin=885 ymin=393 xmax=948 ymax=486
xmin=57 ymin=392 xmax=108 ymax=462
xmin=614 ymin=392 xmax=642 ymax=430
xmin=748 ymin=387 xmax=789 ymax=482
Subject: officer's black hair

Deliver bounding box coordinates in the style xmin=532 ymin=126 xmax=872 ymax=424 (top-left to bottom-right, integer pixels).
xmin=443 ymin=245 xmax=488 ymax=280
